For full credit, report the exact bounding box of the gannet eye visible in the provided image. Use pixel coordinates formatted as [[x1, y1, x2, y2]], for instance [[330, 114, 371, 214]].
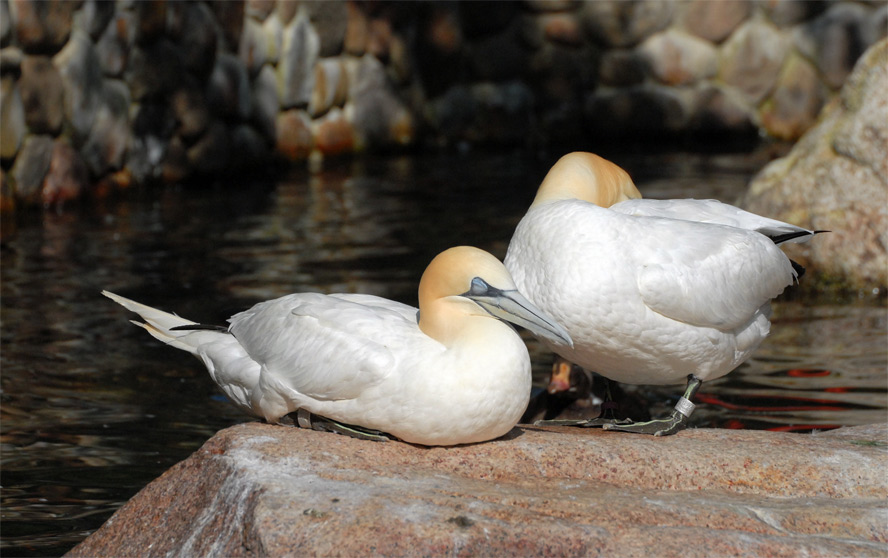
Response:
[[468, 277, 489, 296]]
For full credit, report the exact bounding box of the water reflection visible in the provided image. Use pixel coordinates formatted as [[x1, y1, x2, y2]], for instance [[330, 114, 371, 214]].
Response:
[[1, 151, 885, 556]]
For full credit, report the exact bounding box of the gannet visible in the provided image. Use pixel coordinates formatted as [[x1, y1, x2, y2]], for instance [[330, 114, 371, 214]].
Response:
[[505, 152, 821, 435], [104, 246, 572, 446]]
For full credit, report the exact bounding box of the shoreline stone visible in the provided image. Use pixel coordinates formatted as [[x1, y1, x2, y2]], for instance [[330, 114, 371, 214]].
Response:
[[67, 422, 888, 557], [2, 0, 886, 211], [742, 38, 888, 294]]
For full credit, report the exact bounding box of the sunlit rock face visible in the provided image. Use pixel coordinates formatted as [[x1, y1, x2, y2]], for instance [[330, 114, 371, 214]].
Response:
[[742, 39, 888, 295], [66, 422, 887, 557]]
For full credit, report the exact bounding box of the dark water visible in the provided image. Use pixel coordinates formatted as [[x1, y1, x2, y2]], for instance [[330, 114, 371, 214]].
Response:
[[1, 151, 885, 557]]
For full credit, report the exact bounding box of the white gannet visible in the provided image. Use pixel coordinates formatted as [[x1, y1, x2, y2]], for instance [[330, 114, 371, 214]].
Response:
[[104, 246, 572, 446], [505, 152, 821, 435]]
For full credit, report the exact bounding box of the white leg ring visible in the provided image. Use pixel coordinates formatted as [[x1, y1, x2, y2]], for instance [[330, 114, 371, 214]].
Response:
[[675, 397, 696, 418]]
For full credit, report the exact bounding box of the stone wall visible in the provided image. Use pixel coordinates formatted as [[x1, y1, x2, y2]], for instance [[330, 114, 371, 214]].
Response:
[[1, 0, 885, 208]]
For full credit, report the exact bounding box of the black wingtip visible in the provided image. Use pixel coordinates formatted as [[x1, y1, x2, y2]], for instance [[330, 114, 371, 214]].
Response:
[[790, 260, 806, 280], [768, 230, 815, 245], [170, 324, 229, 332]]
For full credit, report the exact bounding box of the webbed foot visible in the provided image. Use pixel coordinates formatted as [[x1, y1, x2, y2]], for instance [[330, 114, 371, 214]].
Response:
[[534, 380, 632, 428], [534, 416, 633, 428], [296, 409, 392, 442], [602, 374, 702, 437]]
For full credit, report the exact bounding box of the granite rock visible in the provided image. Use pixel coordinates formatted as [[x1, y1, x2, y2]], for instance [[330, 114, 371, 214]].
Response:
[[9, 0, 75, 54], [719, 20, 788, 104], [42, 138, 89, 206], [67, 422, 888, 557], [638, 29, 717, 87], [0, 74, 25, 160], [9, 133, 52, 203], [275, 108, 313, 161], [80, 78, 130, 176], [680, 0, 750, 44], [794, 2, 882, 90], [19, 54, 64, 134], [53, 29, 104, 145], [174, 2, 217, 79], [742, 39, 888, 293], [251, 64, 279, 144], [580, 0, 674, 48], [278, 10, 319, 109], [759, 51, 826, 141]]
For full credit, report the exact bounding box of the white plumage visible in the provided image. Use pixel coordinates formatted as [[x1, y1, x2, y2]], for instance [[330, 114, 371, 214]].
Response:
[[504, 152, 818, 434], [104, 246, 572, 446]]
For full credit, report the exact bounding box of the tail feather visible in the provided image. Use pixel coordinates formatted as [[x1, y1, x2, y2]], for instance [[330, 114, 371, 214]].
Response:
[[102, 290, 226, 354]]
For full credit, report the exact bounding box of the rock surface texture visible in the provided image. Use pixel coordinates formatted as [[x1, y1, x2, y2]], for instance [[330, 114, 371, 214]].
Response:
[[742, 38, 888, 294], [67, 422, 888, 557]]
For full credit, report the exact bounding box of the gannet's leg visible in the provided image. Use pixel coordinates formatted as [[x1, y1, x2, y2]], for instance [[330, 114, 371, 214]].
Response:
[[602, 374, 702, 436], [295, 409, 391, 442], [535, 377, 632, 427]]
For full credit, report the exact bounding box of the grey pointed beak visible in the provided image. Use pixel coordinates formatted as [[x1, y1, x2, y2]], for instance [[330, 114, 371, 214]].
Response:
[[464, 278, 573, 348]]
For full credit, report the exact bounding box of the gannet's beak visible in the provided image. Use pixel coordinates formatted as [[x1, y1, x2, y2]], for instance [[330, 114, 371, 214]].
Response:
[[464, 278, 573, 348]]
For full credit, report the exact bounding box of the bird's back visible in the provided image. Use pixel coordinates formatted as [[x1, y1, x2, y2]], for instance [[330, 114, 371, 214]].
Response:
[[505, 200, 796, 384]]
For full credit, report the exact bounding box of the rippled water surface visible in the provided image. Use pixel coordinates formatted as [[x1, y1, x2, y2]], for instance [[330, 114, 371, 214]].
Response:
[[2, 150, 885, 556]]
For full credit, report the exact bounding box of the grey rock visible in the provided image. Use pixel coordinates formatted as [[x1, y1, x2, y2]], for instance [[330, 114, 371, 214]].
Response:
[[261, 12, 283, 65], [580, 0, 674, 48], [586, 84, 688, 137], [742, 39, 888, 293], [0, 45, 22, 73], [19, 54, 65, 134], [230, 123, 270, 170], [132, 0, 167, 46], [343, 0, 369, 56], [73, 0, 116, 41], [246, 0, 275, 22], [206, 53, 252, 121], [251, 64, 279, 144], [794, 2, 880, 90], [719, 20, 788, 103], [171, 80, 211, 143], [680, 0, 750, 43], [53, 29, 104, 145], [175, 2, 217, 79], [187, 120, 231, 174], [211, 1, 244, 52], [43, 138, 89, 205], [94, 11, 134, 78], [67, 422, 888, 557], [9, 0, 76, 54], [523, 0, 579, 13], [598, 48, 649, 87], [126, 38, 184, 102], [313, 106, 356, 156], [1, 0, 12, 47], [309, 57, 347, 118], [759, 51, 827, 141], [274, 108, 313, 161], [81, 79, 130, 176], [238, 17, 267, 79], [0, 74, 25, 160], [160, 134, 190, 183], [762, 0, 828, 28], [688, 85, 756, 136], [303, 0, 347, 57], [10, 134, 53, 202], [278, 10, 319, 109], [638, 29, 717, 86]]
